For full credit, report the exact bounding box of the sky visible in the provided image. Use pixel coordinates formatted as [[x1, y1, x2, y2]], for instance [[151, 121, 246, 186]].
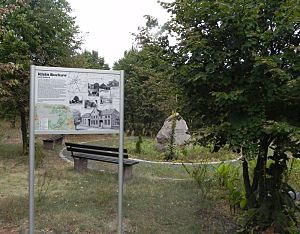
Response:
[[67, 0, 172, 68]]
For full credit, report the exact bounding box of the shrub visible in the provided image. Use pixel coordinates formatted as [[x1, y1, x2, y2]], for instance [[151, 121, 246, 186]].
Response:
[[182, 163, 215, 199], [215, 163, 246, 213], [35, 143, 46, 168]]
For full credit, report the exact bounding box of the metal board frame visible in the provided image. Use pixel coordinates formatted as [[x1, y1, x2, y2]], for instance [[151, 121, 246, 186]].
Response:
[[29, 65, 125, 233], [33, 66, 122, 135]]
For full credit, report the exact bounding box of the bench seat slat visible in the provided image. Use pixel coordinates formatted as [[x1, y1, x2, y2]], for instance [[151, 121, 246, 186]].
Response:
[[72, 153, 139, 165]]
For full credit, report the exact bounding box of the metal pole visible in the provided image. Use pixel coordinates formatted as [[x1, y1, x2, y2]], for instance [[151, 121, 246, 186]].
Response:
[[29, 65, 36, 234], [117, 70, 125, 234]]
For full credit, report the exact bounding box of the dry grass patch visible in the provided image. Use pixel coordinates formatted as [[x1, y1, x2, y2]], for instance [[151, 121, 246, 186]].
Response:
[[0, 120, 240, 233]]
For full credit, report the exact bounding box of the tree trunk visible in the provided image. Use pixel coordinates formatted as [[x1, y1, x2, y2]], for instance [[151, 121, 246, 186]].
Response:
[[257, 140, 268, 203], [19, 104, 28, 155], [9, 114, 16, 128], [242, 159, 256, 208], [243, 138, 270, 209], [250, 138, 269, 206], [252, 156, 262, 194], [135, 134, 143, 154]]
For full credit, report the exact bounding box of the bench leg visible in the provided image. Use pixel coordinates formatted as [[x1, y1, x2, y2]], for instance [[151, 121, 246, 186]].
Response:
[[56, 138, 63, 147], [43, 141, 54, 150], [74, 158, 88, 172], [123, 165, 133, 179]]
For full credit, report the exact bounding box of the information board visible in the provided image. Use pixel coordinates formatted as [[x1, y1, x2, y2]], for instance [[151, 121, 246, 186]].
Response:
[[29, 66, 125, 234], [33, 66, 122, 134]]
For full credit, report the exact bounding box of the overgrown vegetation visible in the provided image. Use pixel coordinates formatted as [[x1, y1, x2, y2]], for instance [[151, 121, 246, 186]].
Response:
[[184, 160, 300, 232], [0, 0, 81, 154], [134, 0, 300, 232], [164, 112, 177, 161], [1, 0, 299, 232], [0, 133, 239, 233], [91, 136, 237, 162], [113, 47, 178, 136]]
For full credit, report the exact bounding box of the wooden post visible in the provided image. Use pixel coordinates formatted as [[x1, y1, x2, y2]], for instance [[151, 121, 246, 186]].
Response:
[[74, 158, 88, 172], [123, 165, 133, 179]]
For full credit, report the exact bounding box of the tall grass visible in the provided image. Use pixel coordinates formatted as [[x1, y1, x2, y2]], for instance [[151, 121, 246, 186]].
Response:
[[0, 144, 23, 159], [91, 136, 238, 162], [0, 119, 298, 232]]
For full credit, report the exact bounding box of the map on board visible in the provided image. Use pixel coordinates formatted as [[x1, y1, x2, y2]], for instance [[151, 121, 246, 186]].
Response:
[[66, 73, 86, 93], [35, 104, 75, 131]]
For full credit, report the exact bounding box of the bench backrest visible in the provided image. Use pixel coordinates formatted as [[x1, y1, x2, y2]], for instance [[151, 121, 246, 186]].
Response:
[[65, 142, 128, 158]]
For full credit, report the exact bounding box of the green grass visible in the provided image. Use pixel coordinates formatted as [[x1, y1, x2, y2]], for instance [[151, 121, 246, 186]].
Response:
[[1, 142, 299, 233], [0, 141, 238, 233], [287, 158, 300, 191], [0, 144, 23, 159], [0, 120, 21, 143], [89, 136, 238, 163], [1, 120, 298, 233]]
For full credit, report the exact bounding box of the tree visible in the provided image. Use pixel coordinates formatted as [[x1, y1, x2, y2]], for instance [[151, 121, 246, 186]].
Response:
[[114, 46, 178, 136], [0, 63, 29, 151], [0, 0, 81, 153], [142, 0, 300, 232], [69, 50, 110, 70]]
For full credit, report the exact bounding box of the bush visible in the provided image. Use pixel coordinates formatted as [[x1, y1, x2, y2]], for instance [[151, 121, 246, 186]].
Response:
[[215, 163, 246, 213], [35, 143, 46, 168], [182, 163, 215, 199]]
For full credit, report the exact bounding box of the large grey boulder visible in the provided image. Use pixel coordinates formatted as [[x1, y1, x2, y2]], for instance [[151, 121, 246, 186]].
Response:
[[156, 113, 191, 151]]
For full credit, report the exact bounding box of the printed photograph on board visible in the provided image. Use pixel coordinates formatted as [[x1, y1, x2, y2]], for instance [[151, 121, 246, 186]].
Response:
[[69, 95, 83, 105]]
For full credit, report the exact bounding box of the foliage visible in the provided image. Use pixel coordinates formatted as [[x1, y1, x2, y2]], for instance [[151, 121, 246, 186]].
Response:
[[0, 0, 80, 66], [69, 50, 110, 70], [183, 161, 246, 212], [216, 162, 239, 187], [113, 45, 178, 136], [36, 169, 53, 202], [90, 135, 237, 162], [164, 112, 178, 161], [136, 0, 300, 231], [35, 143, 46, 168], [135, 135, 143, 154], [0, 100, 18, 128], [0, 0, 81, 153], [0, 63, 29, 153], [182, 163, 214, 199], [239, 193, 299, 233], [286, 158, 300, 191], [0, 0, 26, 36], [216, 163, 246, 213]]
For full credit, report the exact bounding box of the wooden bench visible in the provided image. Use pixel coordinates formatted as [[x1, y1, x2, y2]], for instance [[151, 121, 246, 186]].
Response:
[[65, 142, 139, 179], [43, 135, 64, 150]]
